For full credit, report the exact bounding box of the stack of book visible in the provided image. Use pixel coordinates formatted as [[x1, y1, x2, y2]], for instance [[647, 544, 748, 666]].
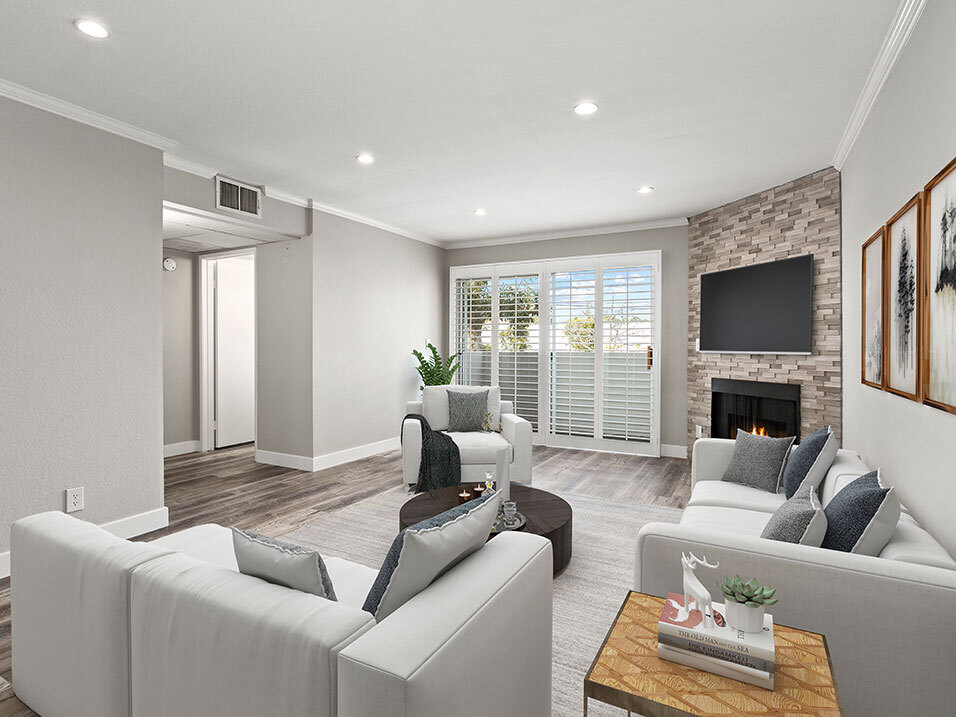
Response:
[[657, 592, 775, 689]]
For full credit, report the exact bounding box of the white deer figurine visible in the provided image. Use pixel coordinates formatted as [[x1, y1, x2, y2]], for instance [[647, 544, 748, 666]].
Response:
[[681, 551, 720, 627]]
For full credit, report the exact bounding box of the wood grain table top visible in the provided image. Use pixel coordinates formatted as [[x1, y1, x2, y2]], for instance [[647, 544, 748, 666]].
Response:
[[584, 591, 843, 717]]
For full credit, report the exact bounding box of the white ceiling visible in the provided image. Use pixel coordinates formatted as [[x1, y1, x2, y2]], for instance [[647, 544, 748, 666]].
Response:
[[0, 1, 899, 244]]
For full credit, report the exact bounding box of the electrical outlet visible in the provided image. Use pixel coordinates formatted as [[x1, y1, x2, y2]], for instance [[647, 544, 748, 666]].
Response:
[[65, 486, 84, 513], [695, 425, 703, 439], [283, 242, 292, 258]]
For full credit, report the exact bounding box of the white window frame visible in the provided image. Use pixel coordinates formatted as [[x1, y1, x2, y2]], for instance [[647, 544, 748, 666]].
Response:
[[449, 250, 662, 457]]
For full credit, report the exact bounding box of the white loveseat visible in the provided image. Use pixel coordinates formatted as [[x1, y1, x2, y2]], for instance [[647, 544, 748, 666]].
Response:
[[11, 511, 553, 717], [635, 438, 956, 717], [402, 385, 533, 487]]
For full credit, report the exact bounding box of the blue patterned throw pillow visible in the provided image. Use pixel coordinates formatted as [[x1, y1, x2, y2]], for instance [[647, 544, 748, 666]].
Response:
[[363, 490, 501, 620], [780, 427, 838, 498], [821, 470, 900, 555]]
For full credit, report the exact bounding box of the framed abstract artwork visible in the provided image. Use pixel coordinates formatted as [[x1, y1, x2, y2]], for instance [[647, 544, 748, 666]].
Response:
[[923, 156, 956, 414], [885, 194, 922, 401], [862, 227, 885, 389]]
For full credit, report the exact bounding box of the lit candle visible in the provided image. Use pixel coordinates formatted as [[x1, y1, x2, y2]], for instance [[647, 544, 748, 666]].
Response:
[[472, 483, 484, 499], [458, 490, 473, 505]]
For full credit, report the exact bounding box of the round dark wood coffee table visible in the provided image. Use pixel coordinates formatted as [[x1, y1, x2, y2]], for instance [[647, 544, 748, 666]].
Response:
[[399, 484, 572, 574]]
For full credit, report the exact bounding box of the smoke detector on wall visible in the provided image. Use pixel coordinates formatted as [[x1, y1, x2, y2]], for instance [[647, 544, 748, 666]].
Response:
[[216, 176, 262, 218], [163, 257, 177, 272]]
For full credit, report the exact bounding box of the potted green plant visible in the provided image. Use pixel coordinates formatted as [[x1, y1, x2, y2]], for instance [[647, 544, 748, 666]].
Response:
[[718, 575, 777, 633], [411, 343, 459, 391]]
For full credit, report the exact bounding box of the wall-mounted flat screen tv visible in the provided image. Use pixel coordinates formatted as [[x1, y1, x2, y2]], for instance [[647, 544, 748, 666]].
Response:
[[699, 255, 813, 354]]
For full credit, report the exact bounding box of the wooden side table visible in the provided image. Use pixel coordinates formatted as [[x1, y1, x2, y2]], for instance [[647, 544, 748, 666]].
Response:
[[584, 591, 843, 716]]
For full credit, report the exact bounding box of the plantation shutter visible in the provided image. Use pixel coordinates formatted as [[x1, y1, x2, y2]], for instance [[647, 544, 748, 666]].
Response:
[[549, 269, 596, 437], [497, 273, 539, 429], [454, 277, 492, 387]]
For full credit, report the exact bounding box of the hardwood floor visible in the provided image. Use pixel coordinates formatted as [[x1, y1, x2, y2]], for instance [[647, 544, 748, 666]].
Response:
[[0, 444, 689, 715]]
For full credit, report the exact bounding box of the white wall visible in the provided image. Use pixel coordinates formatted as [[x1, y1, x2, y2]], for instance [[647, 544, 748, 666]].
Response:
[[841, 0, 956, 555], [0, 96, 165, 553], [162, 249, 199, 447], [446, 225, 690, 450], [311, 211, 446, 458]]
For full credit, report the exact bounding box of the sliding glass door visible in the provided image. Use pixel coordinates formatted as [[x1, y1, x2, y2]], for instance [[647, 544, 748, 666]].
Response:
[[450, 251, 660, 456]]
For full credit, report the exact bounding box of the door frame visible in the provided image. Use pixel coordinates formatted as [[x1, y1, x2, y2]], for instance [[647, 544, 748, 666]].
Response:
[[199, 248, 257, 452]]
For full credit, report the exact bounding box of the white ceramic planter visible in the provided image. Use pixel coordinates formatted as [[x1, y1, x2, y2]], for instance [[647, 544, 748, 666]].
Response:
[[725, 601, 765, 633]]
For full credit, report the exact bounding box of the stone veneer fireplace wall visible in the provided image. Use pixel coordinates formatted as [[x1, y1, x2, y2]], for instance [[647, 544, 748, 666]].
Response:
[[687, 167, 842, 449]]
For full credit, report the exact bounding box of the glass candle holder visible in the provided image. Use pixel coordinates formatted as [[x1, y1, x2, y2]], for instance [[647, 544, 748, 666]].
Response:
[[458, 490, 473, 505], [502, 500, 518, 526]]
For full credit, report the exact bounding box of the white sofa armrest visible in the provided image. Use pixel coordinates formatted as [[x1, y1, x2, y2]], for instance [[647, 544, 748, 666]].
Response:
[[501, 412, 532, 485], [130, 552, 375, 717], [402, 416, 423, 485], [691, 438, 736, 486], [406, 400, 423, 415], [635, 521, 956, 717], [338, 532, 552, 717]]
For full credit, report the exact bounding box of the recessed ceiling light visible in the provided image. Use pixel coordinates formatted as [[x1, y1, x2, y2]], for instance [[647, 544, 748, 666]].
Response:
[[74, 19, 109, 38], [637, 185, 655, 194], [355, 152, 374, 165], [473, 208, 487, 216], [573, 102, 599, 116]]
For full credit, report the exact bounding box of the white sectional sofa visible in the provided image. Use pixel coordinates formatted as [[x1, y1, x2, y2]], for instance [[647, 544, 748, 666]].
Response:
[[11, 512, 553, 717], [635, 438, 956, 717], [402, 388, 533, 487]]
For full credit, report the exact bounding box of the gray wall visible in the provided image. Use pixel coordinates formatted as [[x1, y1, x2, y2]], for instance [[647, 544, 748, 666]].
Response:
[[162, 249, 199, 445], [256, 238, 316, 458], [312, 211, 447, 456], [0, 97, 165, 552], [841, 1, 956, 555], [446, 225, 689, 449]]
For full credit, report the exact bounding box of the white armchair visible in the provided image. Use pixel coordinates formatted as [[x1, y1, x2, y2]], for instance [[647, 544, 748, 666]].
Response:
[[402, 385, 532, 487]]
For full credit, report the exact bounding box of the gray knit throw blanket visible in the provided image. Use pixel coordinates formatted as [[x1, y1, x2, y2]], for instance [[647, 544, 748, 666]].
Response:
[[403, 413, 461, 493]]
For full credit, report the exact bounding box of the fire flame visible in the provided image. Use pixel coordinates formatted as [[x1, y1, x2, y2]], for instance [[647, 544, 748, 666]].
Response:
[[751, 425, 768, 437]]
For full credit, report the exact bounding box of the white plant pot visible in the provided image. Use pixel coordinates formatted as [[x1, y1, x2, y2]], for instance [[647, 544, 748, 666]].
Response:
[[724, 601, 765, 633]]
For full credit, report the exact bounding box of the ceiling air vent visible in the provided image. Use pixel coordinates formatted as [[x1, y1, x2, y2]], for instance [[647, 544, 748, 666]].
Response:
[[216, 176, 261, 218]]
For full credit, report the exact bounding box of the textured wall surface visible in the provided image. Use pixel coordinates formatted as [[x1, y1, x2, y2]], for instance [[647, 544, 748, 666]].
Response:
[[162, 249, 199, 445], [687, 167, 842, 449]]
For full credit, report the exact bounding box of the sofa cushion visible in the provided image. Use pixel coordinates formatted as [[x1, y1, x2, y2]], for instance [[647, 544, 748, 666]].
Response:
[[760, 481, 827, 546], [363, 491, 502, 620], [423, 385, 501, 431], [879, 514, 956, 571], [448, 430, 513, 465], [819, 450, 869, 505], [721, 429, 795, 493], [781, 427, 838, 498], [447, 388, 489, 431], [679, 505, 773, 537], [822, 470, 901, 555], [232, 528, 337, 600], [688, 480, 786, 513]]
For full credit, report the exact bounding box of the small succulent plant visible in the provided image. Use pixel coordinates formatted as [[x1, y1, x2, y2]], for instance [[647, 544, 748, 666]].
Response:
[[718, 575, 778, 607]]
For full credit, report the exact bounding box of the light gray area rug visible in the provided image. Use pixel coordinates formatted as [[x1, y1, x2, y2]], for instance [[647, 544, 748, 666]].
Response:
[[282, 487, 681, 717]]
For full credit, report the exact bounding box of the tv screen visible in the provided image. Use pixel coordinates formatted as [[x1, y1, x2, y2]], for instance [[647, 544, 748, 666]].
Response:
[[699, 255, 813, 354]]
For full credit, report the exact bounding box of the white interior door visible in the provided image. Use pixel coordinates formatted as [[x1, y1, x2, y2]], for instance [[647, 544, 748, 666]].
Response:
[[214, 254, 256, 448]]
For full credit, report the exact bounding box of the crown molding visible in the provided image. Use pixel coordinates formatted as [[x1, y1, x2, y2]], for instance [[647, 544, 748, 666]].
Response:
[[0, 78, 175, 151], [264, 185, 311, 208], [308, 199, 443, 247], [443, 216, 689, 250], [163, 154, 218, 178], [831, 0, 925, 170]]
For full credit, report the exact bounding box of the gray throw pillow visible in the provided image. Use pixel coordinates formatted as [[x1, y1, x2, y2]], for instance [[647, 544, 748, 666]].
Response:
[[761, 481, 827, 545], [363, 490, 501, 620], [780, 426, 837, 498], [721, 429, 796, 493], [231, 528, 336, 600], [822, 470, 900, 555], [447, 389, 489, 432]]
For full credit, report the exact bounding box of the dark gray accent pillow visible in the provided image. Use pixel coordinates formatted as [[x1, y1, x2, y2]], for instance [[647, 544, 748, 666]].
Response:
[[447, 389, 488, 432], [761, 481, 827, 545], [780, 427, 837, 498], [822, 470, 900, 555], [720, 429, 796, 493], [231, 528, 336, 600]]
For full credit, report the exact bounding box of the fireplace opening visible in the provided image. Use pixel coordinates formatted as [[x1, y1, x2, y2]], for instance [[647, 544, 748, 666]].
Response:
[[711, 379, 800, 441]]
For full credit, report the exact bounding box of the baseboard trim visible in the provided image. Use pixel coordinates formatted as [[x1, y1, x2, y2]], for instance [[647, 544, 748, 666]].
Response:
[[311, 437, 401, 471], [661, 444, 689, 459], [256, 437, 401, 473], [163, 440, 201, 458], [0, 506, 168, 579]]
